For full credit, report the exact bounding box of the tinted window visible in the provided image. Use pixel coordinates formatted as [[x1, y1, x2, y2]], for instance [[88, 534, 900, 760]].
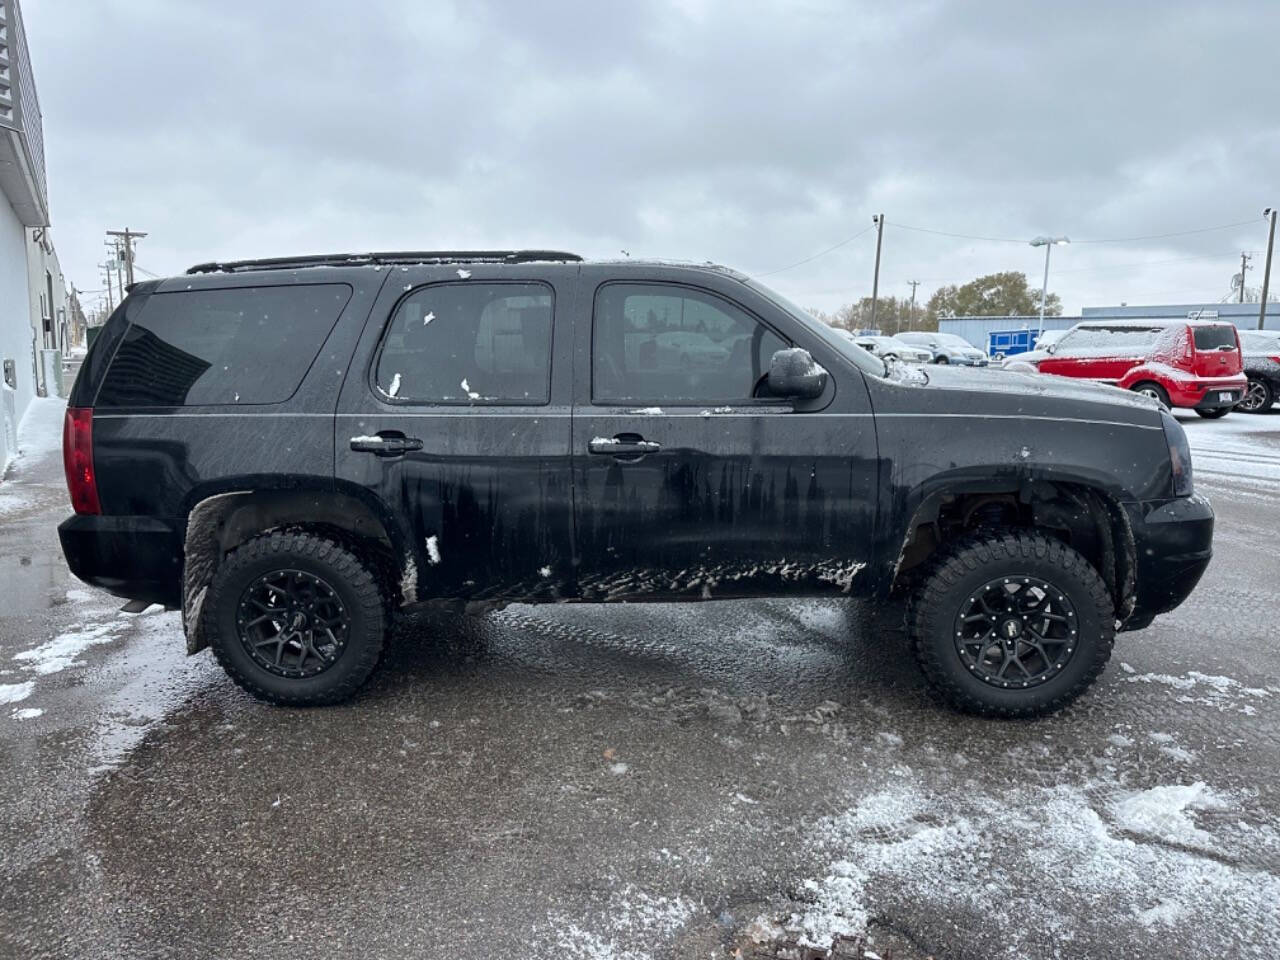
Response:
[[1192, 325, 1237, 351], [375, 282, 552, 403], [96, 284, 351, 406], [592, 283, 786, 403]]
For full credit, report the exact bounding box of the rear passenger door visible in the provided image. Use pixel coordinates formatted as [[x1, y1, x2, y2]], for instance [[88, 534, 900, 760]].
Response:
[[570, 268, 879, 600], [335, 265, 576, 602]]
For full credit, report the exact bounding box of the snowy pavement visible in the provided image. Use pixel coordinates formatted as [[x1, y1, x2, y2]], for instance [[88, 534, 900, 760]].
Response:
[[1, 402, 1279, 959]]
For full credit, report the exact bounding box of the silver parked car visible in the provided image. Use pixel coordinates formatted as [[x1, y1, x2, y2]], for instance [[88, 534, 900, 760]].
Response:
[[896, 331, 989, 366]]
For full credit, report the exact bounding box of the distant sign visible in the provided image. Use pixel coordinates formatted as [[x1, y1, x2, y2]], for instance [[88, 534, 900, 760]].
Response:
[[1188, 310, 1218, 319]]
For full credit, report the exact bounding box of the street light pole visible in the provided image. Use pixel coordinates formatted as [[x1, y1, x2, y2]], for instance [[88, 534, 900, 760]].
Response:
[[1260, 207, 1276, 331], [1030, 235, 1069, 338]]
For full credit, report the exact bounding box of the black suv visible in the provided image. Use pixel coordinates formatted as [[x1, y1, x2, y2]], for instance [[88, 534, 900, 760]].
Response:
[[59, 251, 1213, 716]]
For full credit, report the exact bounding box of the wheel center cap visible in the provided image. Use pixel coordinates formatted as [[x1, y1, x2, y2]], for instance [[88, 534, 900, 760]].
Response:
[[1001, 618, 1022, 640]]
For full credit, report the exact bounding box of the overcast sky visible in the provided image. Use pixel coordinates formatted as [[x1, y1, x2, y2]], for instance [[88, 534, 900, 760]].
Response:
[[21, 0, 1280, 319]]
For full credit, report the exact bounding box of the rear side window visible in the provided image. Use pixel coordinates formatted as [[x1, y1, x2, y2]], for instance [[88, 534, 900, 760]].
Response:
[[374, 282, 553, 403], [95, 284, 351, 406], [1192, 325, 1237, 351]]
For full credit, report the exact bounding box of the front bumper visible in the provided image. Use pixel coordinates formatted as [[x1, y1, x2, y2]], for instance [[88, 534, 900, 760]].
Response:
[[1120, 494, 1213, 630], [58, 514, 184, 607]]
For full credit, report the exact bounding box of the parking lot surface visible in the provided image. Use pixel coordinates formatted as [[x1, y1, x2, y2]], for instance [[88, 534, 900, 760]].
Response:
[[2, 398, 1278, 959]]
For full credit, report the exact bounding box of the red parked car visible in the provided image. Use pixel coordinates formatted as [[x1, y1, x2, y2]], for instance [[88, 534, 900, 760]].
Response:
[[1024, 319, 1247, 418]]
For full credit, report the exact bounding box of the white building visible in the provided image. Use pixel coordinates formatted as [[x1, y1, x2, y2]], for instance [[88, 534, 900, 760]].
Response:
[[1, 0, 71, 470]]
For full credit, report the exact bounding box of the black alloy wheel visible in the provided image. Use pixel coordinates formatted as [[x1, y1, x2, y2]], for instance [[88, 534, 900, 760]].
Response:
[[236, 569, 349, 678], [954, 576, 1078, 689]]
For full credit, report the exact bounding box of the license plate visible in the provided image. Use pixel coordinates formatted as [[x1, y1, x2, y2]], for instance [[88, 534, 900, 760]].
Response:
[[1218, 391, 1234, 402]]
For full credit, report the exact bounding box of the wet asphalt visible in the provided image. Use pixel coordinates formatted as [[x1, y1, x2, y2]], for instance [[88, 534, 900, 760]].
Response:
[[1, 398, 1279, 960]]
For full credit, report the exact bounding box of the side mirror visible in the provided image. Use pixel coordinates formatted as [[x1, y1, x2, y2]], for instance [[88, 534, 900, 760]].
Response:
[[768, 347, 828, 399], [1045, 344, 1056, 354]]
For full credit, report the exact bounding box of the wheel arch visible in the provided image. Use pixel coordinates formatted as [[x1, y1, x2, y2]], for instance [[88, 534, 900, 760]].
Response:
[[889, 474, 1137, 624], [180, 482, 414, 655]]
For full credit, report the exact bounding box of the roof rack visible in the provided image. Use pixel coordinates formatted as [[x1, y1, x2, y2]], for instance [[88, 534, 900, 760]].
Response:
[[186, 250, 583, 275]]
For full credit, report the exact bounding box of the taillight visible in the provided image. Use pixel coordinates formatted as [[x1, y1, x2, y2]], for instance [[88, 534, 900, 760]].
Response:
[[1269, 355, 1280, 365], [62, 407, 101, 515]]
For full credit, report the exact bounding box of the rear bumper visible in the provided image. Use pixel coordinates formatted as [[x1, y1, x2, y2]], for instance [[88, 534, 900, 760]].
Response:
[[1165, 374, 1247, 410], [58, 514, 184, 607], [1120, 494, 1213, 630]]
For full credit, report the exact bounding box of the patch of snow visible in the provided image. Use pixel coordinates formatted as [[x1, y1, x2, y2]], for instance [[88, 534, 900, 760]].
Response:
[[1110, 782, 1226, 849], [539, 565, 553, 577], [423, 311, 435, 325], [387, 372, 402, 397], [65, 588, 96, 603], [11, 707, 43, 720], [349, 435, 381, 444], [627, 407, 664, 415], [0, 681, 35, 705], [460, 378, 480, 399], [456, 268, 471, 279], [609, 762, 629, 775], [425, 535, 442, 565], [14, 621, 124, 675]]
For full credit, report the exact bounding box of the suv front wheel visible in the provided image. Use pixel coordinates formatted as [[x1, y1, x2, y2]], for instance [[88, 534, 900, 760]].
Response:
[[205, 531, 387, 705], [909, 531, 1114, 717]]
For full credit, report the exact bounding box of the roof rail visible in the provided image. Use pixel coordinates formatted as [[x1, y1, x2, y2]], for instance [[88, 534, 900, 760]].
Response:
[[186, 250, 583, 275]]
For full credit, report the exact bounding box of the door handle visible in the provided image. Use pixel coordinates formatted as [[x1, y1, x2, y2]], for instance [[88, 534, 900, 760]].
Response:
[[588, 435, 661, 458], [350, 432, 423, 456]]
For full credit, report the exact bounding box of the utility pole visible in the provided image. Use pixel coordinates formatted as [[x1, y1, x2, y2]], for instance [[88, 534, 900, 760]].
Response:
[[100, 262, 115, 313], [869, 214, 884, 333], [906, 279, 920, 332], [1238, 252, 1252, 303], [1260, 208, 1276, 330], [106, 227, 147, 287]]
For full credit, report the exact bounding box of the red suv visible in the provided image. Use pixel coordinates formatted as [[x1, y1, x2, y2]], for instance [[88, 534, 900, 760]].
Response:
[[1027, 320, 1246, 418]]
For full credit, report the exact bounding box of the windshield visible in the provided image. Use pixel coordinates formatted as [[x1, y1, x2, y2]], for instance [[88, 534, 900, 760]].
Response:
[[934, 333, 975, 348], [747, 281, 888, 377]]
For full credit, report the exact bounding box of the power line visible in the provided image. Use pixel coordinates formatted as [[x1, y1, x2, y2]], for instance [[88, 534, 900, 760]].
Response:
[[890, 223, 1027, 244], [1072, 219, 1259, 244], [888, 217, 1258, 246], [755, 223, 876, 276]]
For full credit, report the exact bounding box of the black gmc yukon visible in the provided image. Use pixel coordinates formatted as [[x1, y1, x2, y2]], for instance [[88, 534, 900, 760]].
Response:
[[59, 251, 1213, 716]]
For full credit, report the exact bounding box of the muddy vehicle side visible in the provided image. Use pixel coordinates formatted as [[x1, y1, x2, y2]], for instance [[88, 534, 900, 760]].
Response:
[[59, 253, 1213, 716]]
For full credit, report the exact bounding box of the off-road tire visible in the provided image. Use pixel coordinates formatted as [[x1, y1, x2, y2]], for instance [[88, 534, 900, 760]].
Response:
[[1130, 381, 1170, 409], [909, 530, 1114, 718], [205, 531, 387, 706]]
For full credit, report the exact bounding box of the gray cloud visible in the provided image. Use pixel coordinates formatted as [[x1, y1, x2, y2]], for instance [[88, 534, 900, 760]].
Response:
[[22, 0, 1280, 316]]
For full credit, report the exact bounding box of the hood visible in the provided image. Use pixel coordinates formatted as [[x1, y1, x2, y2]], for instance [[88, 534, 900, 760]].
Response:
[[915, 362, 1162, 418]]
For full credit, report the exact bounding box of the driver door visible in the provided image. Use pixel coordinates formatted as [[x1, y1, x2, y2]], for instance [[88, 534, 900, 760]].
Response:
[[570, 269, 877, 600]]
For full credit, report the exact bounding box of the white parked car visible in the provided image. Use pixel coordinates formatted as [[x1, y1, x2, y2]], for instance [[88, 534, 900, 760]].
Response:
[[850, 334, 932, 363]]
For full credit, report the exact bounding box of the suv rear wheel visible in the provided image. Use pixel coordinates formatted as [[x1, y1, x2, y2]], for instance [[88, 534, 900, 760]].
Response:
[[909, 531, 1114, 717], [205, 531, 387, 705]]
